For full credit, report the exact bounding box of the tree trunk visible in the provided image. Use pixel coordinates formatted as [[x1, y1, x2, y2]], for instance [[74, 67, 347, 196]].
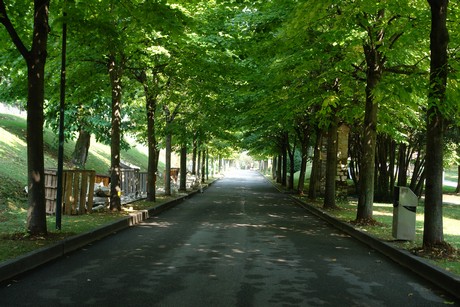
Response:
[[397, 143, 408, 187], [71, 129, 91, 169], [108, 55, 123, 211], [288, 151, 295, 190], [179, 145, 187, 192], [297, 145, 308, 195], [192, 137, 197, 175], [272, 156, 277, 180], [388, 139, 396, 192], [375, 135, 392, 202], [282, 135, 288, 187], [356, 12, 384, 222], [324, 121, 338, 209], [197, 149, 201, 179], [164, 132, 172, 196], [308, 129, 322, 199], [201, 150, 206, 183], [357, 83, 379, 221], [23, 1, 50, 235], [424, 0, 448, 248], [286, 134, 296, 190], [296, 124, 310, 195], [276, 154, 282, 184], [132, 68, 160, 203], [410, 153, 425, 192], [206, 149, 209, 181], [146, 85, 157, 202], [414, 169, 426, 197]]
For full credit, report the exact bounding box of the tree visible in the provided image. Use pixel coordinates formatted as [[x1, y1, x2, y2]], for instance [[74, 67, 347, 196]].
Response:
[[107, 53, 124, 211], [162, 96, 181, 196], [324, 117, 338, 209], [423, 0, 449, 249], [0, 0, 50, 235], [71, 129, 91, 169], [132, 67, 165, 202], [355, 8, 387, 222]]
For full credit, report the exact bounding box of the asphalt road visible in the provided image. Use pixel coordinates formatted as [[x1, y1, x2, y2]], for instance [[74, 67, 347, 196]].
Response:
[[0, 170, 458, 306]]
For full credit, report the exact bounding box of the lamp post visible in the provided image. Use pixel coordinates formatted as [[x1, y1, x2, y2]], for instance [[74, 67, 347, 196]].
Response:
[[56, 3, 67, 230]]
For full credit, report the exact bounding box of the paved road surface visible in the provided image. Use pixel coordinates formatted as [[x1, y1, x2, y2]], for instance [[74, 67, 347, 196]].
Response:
[[0, 170, 457, 306]]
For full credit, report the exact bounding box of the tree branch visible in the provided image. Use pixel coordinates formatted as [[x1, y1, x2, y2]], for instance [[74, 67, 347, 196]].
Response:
[[171, 101, 182, 121], [385, 56, 429, 75], [0, 0, 30, 61], [384, 64, 427, 75], [388, 31, 404, 49], [351, 63, 366, 81]]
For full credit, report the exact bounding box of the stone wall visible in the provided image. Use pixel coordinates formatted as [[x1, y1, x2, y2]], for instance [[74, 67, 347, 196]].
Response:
[[319, 124, 350, 199]]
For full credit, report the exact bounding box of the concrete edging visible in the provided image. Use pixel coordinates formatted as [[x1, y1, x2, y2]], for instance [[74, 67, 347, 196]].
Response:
[[0, 181, 214, 285]]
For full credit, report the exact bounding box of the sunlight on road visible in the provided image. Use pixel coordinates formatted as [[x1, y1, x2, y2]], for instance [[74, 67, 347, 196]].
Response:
[[223, 169, 246, 178], [223, 168, 261, 179]]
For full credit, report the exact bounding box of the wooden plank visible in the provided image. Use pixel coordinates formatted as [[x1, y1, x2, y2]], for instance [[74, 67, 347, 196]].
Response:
[[87, 171, 96, 213], [44, 170, 57, 214], [139, 172, 147, 194], [79, 172, 88, 214], [72, 171, 80, 215], [64, 171, 73, 215]]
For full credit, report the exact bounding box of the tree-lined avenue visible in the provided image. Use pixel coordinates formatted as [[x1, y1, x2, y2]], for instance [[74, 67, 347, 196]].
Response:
[[0, 171, 455, 306]]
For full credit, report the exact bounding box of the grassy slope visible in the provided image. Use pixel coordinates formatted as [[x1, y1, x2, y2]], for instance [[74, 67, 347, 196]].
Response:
[[0, 113, 161, 209], [0, 113, 170, 261]]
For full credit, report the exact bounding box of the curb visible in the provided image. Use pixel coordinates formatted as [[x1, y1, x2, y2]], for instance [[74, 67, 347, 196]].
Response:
[[0, 181, 214, 285], [291, 196, 460, 300]]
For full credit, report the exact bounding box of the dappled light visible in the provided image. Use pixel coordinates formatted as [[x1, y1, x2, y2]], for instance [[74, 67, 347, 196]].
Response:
[[0, 0, 458, 303], [139, 220, 176, 228]]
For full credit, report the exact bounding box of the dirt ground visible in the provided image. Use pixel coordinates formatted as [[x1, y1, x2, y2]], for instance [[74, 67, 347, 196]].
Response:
[[442, 194, 460, 206], [421, 193, 460, 236]]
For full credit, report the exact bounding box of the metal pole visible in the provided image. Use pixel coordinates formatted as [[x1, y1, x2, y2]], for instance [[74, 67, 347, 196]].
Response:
[[56, 3, 67, 230]]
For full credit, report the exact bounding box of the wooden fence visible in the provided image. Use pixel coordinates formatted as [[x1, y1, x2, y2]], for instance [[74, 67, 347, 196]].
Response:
[[120, 169, 139, 196], [139, 172, 147, 195], [45, 169, 96, 215]]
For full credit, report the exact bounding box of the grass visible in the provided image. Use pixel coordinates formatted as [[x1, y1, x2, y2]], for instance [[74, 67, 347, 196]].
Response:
[[0, 113, 157, 185], [0, 113, 163, 194]]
